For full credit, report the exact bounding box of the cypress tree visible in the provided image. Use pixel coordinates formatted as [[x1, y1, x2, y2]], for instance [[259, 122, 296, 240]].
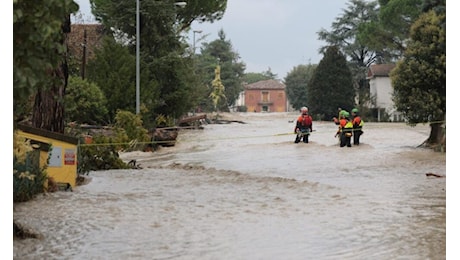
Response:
[[307, 46, 355, 120]]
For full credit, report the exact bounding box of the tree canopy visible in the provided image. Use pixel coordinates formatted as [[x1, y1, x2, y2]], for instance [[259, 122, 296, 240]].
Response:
[[13, 0, 79, 123], [284, 64, 317, 111], [307, 46, 355, 120], [85, 0, 228, 124], [86, 36, 136, 122], [64, 76, 109, 125], [198, 29, 246, 111], [391, 9, 445, 127], [317, 0, 380, 67], [357, 0, 424, 62], [243, 72, 273, 85]]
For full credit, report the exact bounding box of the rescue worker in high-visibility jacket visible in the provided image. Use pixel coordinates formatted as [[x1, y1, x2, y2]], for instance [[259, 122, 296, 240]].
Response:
[[294, 106, 313, 143], [351, 108, 364, 145], [335, 110, 353, 147]]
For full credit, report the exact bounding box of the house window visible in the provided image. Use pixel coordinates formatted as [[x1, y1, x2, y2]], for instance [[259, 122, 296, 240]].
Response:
[[262, 106, 269, 112], [262, 91, 269, 102]]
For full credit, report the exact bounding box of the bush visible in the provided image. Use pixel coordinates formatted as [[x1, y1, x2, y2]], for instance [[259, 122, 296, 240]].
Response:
[[13, 134, 48, 202], [64, 76, 109, 125], [236, 106, 247, 112], [78, 134, 130, 175], [115, 110, 150, 141]]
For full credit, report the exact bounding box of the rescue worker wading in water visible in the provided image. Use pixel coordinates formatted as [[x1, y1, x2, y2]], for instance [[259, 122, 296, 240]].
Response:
[[335, 110, 353, 147], [351, 108, 364, 145], [294, 106, 313, 143]]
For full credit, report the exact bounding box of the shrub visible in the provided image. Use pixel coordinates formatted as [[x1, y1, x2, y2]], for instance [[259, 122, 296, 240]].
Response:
[[13, 133, 48, 202], [78, 134, 130, 175]]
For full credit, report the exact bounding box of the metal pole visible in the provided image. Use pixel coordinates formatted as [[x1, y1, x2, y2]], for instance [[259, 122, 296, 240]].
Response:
[[193, 31, 195, 54], [193, 30, 202, 54], [136, 0, 140, 114]]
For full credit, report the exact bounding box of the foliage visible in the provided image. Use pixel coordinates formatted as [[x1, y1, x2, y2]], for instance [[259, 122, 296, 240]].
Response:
[[76, 110, 150, 174], [390, 9, 445, 126], [284, 64, 317, 110], [78, 134, 130, 174], [13, 132, 48, 202], [155, 114, 176, 128], [13, 0, 79, 119], [198, 29, 246, 111], [86, 36, 137, 121], [15, 0, 80, 133], [243, 70, 275, 84], [209, 65, 226, 111], [307, 46, 355, 120], [174, 0, 228, 30], [260, 68, 278, 80], [88, 0, 227, 123], [90, 0, 227, 38], [64, 76, 109, 125], [114, 110, 150, 144], [317, 0, 381, 122], [358, 0, 424, 62], [317, 0, 380, 68], [235, 106, 247, 112], [150, 53, 201, 120]]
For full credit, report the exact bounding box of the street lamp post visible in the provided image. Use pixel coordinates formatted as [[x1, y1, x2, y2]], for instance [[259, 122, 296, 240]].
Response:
[[136, 0, 140, 114], [193, 30, 202, 54], [136, 1, 187, 114]]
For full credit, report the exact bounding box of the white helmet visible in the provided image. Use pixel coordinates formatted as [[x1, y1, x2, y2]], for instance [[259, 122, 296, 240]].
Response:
[[301, 106, 308, 112]]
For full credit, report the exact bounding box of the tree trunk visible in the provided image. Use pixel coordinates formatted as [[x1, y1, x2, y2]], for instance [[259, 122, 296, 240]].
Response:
[[31, 16, 71, 133], [32, 65, 67, 133], [428, 122, 445, 144], [422, 122, 446, 151]]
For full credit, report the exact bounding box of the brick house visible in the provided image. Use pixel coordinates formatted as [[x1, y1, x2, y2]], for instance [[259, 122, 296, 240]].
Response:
[[367, 63, 403, 122], [243, 79, 288, 112]]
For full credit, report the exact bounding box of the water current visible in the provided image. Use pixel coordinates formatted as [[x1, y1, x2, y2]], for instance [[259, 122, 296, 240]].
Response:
[[13, 112, 446, 259]]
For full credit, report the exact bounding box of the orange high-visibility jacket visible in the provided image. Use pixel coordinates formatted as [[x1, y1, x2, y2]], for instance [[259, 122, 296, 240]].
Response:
[[295, 114, 313, 131]]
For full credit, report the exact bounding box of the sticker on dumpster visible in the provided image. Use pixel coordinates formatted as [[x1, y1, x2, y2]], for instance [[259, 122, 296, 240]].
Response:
[[64, 149, 76, 165]]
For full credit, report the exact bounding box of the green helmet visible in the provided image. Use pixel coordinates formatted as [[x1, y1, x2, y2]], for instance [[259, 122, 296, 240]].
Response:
[[343, 111, 350, 118], [352, 108, 359, 113]]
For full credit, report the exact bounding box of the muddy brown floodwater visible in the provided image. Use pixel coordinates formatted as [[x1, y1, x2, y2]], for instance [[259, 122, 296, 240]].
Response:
[[14, 112, 446, 259]]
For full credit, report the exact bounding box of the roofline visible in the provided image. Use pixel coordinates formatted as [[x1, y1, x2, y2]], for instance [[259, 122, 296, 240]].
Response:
[[16, 124, 80, 145]]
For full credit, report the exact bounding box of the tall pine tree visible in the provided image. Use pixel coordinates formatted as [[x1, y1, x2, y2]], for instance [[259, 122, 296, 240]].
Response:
[[307, 46, 355, 120]]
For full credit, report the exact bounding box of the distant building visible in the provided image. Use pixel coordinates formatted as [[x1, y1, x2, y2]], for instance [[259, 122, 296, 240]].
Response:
[[243, 79, 288, 112], [67, 24, 105, 79], [367, 64, 403, 122]]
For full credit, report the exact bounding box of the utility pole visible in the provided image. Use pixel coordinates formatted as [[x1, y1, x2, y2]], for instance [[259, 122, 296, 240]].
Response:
[[81, 28, 87, 80]]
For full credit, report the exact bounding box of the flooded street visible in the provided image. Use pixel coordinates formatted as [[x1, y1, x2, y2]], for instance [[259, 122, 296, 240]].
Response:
[[13, 112, 446, 259]]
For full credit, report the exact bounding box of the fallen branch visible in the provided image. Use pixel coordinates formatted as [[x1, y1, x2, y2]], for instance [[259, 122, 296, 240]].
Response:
[[425, 172, 445, 178]]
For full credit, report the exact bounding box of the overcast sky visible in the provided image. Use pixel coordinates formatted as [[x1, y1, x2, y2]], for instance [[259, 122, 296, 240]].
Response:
[[73, 0, 353, 80], [190, 1, 352, 79]]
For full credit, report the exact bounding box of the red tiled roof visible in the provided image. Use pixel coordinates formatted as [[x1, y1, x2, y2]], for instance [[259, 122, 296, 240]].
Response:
[[367, 64, 396, 78], [244, 79, 285, 90]]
